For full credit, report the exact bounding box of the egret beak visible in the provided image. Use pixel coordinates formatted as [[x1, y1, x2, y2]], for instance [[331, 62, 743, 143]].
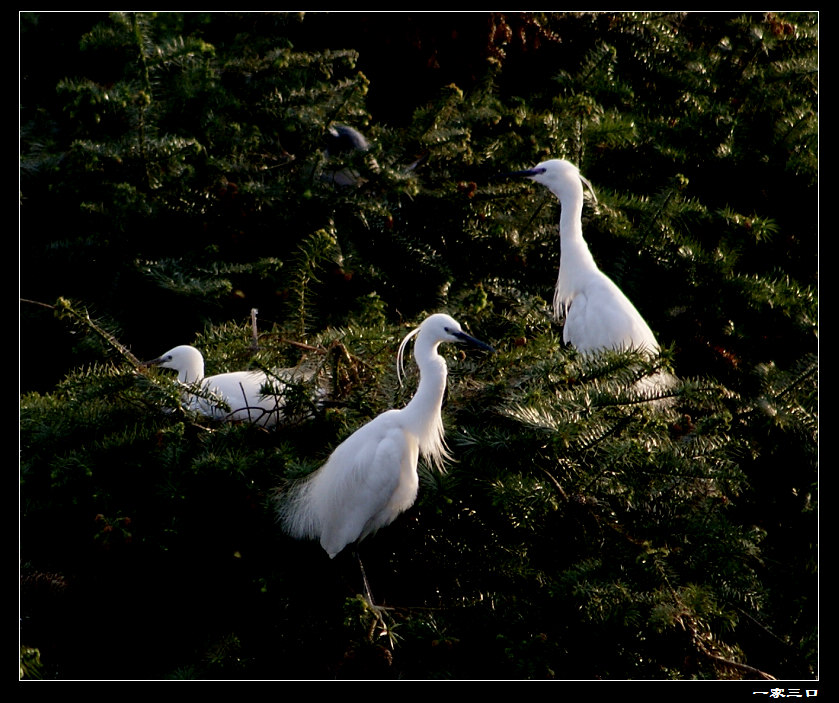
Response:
[[141, 354, 169, 368], [507, 167, 547, 178], [452, 330, 495, 353]]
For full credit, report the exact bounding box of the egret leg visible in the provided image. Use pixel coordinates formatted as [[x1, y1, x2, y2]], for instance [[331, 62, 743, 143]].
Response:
[[352, 548, 393, 642], [355, 549, 376, 606]]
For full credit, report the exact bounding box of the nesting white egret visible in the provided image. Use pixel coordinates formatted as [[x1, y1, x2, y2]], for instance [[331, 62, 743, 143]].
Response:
[[145, 344, 320, 427]]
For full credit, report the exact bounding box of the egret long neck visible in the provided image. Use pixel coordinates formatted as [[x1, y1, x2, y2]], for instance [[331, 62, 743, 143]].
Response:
[[180, 357, 204, 384], [558, 193, 597, 273], [554, 186, 598, 315], [402, 337, 447, 438], [400, 332, 453, 472]]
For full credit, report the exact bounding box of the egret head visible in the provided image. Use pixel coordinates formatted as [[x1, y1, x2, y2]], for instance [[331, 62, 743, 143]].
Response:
[[511, 159, 597, 203], [144, 345, 204, 383], [422, 313, 495, 350], [397, 313, 494, 383]]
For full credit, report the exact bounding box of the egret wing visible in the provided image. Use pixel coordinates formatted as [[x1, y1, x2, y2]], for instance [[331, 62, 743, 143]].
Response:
[[565, 275, 658, 353], [316, 413, 416, 557]]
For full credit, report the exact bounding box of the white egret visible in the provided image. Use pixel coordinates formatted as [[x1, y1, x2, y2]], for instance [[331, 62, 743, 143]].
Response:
[[321, 123, 427, 187], [325, 124, 370, 157], [276, 314, 493, 568], [145, 344, 321, 427], [321, 124, 379, 187], [512, 159, 675, 398]]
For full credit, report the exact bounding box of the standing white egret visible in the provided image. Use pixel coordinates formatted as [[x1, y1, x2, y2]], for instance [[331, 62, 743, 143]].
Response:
[[512, 159, 660, 354], [512, 159, 675, 399], [145, 344, 321, 427], [276, 314, 493, 569]]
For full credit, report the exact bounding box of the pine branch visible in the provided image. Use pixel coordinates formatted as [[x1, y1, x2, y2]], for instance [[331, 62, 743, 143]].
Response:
[[23, 297, 142, 368], [285, 228, 342, 338]]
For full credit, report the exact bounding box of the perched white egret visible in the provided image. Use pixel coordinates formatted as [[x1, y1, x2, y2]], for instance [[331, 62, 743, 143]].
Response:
[[321, 124, 379, 187], [325, 124, 370, 157], [276, 313, 494, 562], [145, 344, 321, 427], [513, 159, 675, 399]]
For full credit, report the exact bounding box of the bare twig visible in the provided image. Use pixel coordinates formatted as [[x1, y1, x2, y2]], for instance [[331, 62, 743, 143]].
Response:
[[250, 308, 260, 352]]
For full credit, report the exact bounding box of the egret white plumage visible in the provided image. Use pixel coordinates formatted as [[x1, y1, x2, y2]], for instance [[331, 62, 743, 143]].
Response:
[[512, 159, 675, 399], [276, 314, 493, 564], [145, 344, 320, 427]]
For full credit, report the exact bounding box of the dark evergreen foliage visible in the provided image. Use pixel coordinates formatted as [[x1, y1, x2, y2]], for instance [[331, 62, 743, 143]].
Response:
[[20, 12, 817, 681]]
